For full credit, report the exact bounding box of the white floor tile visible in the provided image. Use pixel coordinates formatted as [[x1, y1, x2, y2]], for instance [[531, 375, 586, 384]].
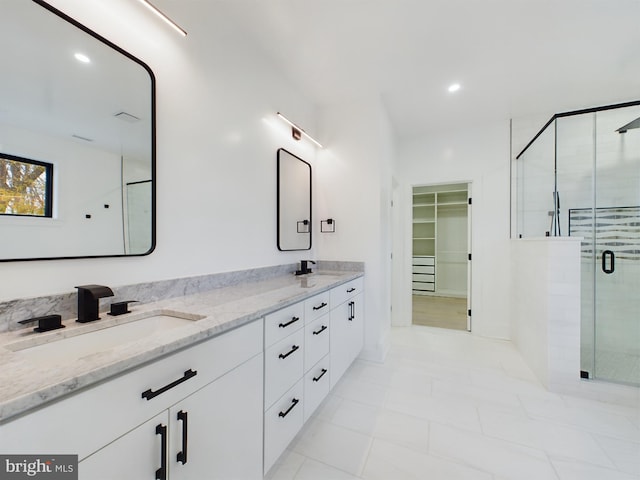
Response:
[[273, 325, 639, 480], [429, 422, 559, 480], [265, 450, 306, 480], [478, 407, 616, 468], [385, 388, 482, 432], [294, 459, 361, 480], [291, 419, 372, 476], [332, 377, 387, 408], [520, 395, 640, 441], [328, 398, 380, 436], [361, 438, 492, 480], [372, 409, 429, 453], [550, 457, 640, 480], [593, 434, 640, 476]]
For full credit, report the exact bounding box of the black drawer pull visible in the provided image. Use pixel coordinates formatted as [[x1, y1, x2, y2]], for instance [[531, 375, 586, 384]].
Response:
[[177, 410, 188, 465], [312, 325, 328, 335], [348, 301, 355, 321], [313, 368, 328, 382], [347, 287, 356, 293], [312, 302, 327, 311], [279, 316, 300, 328], [155, 424, 167, 480], [142, 369, 198, 400], [278, 398, 299, 418], [279, 345, 300, 359]]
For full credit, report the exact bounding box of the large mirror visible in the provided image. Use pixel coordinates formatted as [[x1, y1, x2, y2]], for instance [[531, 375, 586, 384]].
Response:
[[277, 149, 311, 251], [0, 0, 155, 261]]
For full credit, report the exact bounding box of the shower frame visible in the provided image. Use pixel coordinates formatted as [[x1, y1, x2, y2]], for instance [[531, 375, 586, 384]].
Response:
[[514, 99, 640, 387]]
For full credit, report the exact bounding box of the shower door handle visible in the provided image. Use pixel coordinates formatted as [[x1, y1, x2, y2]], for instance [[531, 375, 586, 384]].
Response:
[[602, 250, 615, 274]]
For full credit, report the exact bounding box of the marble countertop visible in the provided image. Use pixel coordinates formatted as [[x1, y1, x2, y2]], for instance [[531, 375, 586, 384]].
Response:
[[0, 270, 363, 423]]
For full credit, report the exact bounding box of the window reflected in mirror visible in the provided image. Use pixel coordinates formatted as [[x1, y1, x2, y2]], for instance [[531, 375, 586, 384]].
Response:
[[0, 154, 53, 217]]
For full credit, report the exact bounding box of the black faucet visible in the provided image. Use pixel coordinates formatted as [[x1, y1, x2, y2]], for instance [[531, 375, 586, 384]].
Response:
[[295, 260, 316, 276], [75, 284, 114, 323]]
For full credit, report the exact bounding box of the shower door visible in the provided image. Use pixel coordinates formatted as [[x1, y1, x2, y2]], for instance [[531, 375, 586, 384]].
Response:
[[592, 107, 640, 385]]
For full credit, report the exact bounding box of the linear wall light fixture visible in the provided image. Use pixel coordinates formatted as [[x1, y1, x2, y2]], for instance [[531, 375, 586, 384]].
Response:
[[137, 0, 187, 37], [276, 112, 323, 148]]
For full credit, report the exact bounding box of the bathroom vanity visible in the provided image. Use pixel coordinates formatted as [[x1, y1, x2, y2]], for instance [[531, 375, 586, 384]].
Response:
[[0, 269, 364, 479]]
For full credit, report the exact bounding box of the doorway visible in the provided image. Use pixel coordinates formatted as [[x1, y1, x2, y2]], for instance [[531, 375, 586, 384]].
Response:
[[411, 183, 471, 331]]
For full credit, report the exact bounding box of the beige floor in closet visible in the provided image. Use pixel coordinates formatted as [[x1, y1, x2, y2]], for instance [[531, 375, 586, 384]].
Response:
[[412, 295, 467, 331]]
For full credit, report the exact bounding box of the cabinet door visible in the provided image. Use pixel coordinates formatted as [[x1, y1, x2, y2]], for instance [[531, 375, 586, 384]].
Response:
[[330, 293, 364, 389], [349, 293, 364, 359], [79, 411, 169, 480], [169, 354, 263, 480]]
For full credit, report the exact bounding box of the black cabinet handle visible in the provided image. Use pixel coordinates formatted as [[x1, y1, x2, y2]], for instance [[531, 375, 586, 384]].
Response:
[[602, 250, 615, 274], [142, 369, 198, 400], [279, 316, 300, 328], [177, 410, 188, 465], [278, 398, 299, 418], [313, 368, 328, 382], [312, 325, 328, 335], [155, 424, 167, 480], [347, 287, 356, 293], [313, 302, 328, 311], [279, 345, 300, 359], [348, 301, 355, 321]]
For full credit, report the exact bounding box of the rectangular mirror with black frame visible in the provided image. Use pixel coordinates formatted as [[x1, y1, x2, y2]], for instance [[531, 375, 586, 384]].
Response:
[[0, 0, 155, 261], [277, 148, 311, 251]]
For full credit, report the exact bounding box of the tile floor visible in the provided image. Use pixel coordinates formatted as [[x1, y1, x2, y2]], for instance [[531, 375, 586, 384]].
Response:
[[266, 325, 640, 480]]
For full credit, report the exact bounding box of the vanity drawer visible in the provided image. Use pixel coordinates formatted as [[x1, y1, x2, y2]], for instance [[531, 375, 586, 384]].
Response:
[[304, 356, 330, 422], [0, 319, 263, 460], [264, 379, 304, 475], [264, 328, 304, 409], [304, 314, 330, 371], [304, 292, 331, 323], [330, 277, 364, 307], [264, 303, 305, 347]]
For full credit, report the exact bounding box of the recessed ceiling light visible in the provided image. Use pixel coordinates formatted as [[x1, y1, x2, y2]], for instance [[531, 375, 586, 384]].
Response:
[[74, 53, 91, 63], [448, 83, 461, 93]]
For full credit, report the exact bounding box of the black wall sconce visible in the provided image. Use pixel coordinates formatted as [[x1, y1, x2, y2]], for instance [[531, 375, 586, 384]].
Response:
[[277, 112, 323, 148], [320, 218, 335, 233]]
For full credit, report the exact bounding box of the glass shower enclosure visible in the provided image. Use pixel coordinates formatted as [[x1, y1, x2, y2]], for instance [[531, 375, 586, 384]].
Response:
[[515, 101, 640, 386]]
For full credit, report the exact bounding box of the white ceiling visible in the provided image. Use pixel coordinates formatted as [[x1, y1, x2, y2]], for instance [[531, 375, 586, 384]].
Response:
[[159, 0, 640, 139]]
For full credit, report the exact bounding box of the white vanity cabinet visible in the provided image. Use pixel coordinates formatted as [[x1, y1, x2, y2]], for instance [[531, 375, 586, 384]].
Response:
[[80, 353, 263, 480], [0, 320, 264, 480], [263, 278, 364, 474], [330, 277, 365, 389]]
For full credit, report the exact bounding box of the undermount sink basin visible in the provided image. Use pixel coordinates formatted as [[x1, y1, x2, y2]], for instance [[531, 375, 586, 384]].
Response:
[[6, 310, 205, 365]]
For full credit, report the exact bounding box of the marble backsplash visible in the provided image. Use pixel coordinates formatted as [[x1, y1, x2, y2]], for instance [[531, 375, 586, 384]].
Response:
[[0, 260, 363, 333]]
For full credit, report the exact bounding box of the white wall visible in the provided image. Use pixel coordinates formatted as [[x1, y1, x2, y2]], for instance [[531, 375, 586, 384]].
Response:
[[511, 238, 581, 388], [315, 97, 395, 361], [397, 121, 511, 338], [0, 0, 318, 301]]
